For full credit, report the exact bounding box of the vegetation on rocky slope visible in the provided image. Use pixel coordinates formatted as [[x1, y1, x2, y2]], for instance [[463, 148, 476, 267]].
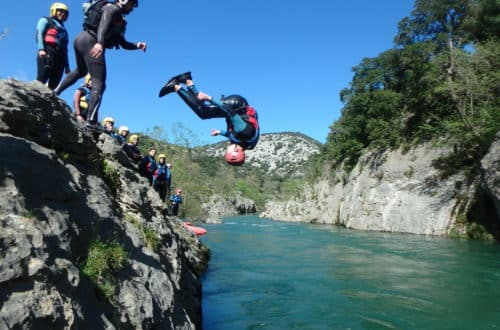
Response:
[[315, 0, 499, 175], [131, 130, 320, 217]]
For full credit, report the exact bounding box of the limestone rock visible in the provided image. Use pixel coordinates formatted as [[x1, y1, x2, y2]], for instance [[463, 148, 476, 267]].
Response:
[[201, 193, 256, 223], [261, 143, 481, 236], [481, 132, 500, 221], [0, 79, 209, 329]]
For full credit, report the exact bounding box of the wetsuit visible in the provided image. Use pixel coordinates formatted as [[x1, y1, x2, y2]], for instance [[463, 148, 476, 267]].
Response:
[[139, 155, 157, 185], [152, 163, 171, 202], [177, 85, 260, 149], [36, 16, 69, 89], [54, 3, 140, 124], [122, 143, 141, 162], [169, 194, 183, 216]]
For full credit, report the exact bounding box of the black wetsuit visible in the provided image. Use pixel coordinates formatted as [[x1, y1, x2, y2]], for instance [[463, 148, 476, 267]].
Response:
[[177, 85, 259, 148], [54, 4, 139, 124]]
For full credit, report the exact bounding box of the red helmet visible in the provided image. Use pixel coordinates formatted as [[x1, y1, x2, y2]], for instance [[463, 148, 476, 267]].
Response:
[[225, 144, 245, 166]]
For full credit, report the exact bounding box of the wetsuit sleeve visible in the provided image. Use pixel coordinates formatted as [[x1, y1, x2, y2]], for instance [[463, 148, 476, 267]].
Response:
[[36, 18, 49, 50], [209, 98, 230, 112], [118, 37, 139, 50], [208, 98, 232, 136], [96, 5, 119, 45]]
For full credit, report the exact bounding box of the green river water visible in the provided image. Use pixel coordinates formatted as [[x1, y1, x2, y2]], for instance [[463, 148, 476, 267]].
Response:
[[201, 216, 500, 329]]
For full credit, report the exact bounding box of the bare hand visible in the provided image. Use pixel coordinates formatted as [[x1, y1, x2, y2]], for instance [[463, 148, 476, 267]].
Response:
[[197, 91, 212, 101], [38, 50, 47, 58], [211, 129, 220, 136], [137, 42, 147, 52], [90, 43, 104, 59]]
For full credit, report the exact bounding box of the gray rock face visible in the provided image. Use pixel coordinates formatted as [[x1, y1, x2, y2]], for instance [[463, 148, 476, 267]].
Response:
[[261, 143, 483, 236], [481, 132, 500, 221], [0, 79, 209, 329], [201, 193, 256, 223]]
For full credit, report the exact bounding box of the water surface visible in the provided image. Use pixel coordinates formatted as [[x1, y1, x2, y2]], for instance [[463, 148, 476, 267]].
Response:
[[201, 216, 500, 329]]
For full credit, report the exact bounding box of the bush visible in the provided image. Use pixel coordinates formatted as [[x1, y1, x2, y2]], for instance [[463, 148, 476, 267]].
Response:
[[82, 240, 127, 302]]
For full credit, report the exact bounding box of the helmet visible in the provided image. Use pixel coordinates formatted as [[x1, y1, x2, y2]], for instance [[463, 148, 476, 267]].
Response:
[[102, 117, 114, 126], [50, 2, 69, 17], [84, 74, 91, 85], [225, 144, 245, 166], [118, 0, 138, 7], [128, 134, 139, 143], [118, 126, 129, 134], [221, 94, 248, 110], [158, 154, 166, 159]]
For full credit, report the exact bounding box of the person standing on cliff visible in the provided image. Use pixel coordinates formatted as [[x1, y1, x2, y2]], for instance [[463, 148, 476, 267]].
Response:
[[54, 0, 147, 130], [36, 2, 70, 90], [169, 188, 183, 216]]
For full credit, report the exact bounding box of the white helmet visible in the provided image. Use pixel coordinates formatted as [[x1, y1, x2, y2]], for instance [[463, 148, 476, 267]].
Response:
[[118, 0, 138, 7]]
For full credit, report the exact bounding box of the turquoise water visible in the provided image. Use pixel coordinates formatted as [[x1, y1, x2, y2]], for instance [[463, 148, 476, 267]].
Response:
[[201, 216, 500, 330]]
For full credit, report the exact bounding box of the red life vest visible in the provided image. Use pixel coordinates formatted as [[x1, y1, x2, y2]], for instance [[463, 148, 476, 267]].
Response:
[[241, 106, 259, 130]]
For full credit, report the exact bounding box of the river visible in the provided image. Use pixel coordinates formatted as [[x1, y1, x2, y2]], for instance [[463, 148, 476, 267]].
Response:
[[200, 216, 500, 329]]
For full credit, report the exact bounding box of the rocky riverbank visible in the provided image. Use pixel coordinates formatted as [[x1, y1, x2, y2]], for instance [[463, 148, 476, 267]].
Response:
[[261, 137, 500, 239]]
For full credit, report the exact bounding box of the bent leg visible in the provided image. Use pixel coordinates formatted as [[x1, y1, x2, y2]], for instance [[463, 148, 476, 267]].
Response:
[[54, 32, 91, 94]]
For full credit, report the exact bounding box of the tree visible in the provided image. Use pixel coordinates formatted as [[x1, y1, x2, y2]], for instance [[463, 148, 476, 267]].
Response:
[[464, 0, 500, 42]]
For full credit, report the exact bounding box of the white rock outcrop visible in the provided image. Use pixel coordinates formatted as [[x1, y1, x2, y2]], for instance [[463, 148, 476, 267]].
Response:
[[261, 143, 483, 236]]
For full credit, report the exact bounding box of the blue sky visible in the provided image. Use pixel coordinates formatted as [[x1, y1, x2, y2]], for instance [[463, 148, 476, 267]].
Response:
[[1, 0, 415, 145]]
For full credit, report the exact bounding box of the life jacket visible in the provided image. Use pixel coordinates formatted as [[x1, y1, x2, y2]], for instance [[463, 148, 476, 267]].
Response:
[[139, 156, 156, 177], [83, 1, 126, 48], [83, 0, 108, 32], [153, 164, 168, 182], [78, 86, 91, 110], [37, 17, 68, 49], [228, 106, 260, 149]]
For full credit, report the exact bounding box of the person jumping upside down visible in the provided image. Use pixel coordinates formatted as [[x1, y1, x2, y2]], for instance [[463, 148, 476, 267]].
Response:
[[159, 72, 260, 166]]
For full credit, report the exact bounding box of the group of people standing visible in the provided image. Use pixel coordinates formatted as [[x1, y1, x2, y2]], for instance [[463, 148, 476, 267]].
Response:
[[37, 1, 260, 172], [95, 116, 184, 216]]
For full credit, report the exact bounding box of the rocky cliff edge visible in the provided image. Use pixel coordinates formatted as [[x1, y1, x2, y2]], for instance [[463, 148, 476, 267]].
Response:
[[0, 79, 210, 329]]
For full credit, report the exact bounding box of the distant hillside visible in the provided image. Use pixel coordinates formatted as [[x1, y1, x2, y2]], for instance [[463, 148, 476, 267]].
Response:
[[198, 132, 321, 178]]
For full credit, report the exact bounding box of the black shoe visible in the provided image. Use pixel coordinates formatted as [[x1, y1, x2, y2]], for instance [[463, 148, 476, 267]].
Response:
[[159, 78, 179, 97], [84, 121, 102, 132], [173, 71, 192, 84]]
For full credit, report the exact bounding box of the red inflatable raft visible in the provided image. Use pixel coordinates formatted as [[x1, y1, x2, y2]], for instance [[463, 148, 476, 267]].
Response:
[[182, 222, 207, 236]]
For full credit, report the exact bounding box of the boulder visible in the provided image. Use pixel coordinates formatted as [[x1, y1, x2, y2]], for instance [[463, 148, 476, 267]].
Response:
[[202, 193, 256, 223]]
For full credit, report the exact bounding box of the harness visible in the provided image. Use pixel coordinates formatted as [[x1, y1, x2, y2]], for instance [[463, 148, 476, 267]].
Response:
[[228, 106, 260, 149]]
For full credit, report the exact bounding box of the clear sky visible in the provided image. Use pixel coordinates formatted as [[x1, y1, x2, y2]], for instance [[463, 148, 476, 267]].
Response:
[[1, 0, 415, 145]]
